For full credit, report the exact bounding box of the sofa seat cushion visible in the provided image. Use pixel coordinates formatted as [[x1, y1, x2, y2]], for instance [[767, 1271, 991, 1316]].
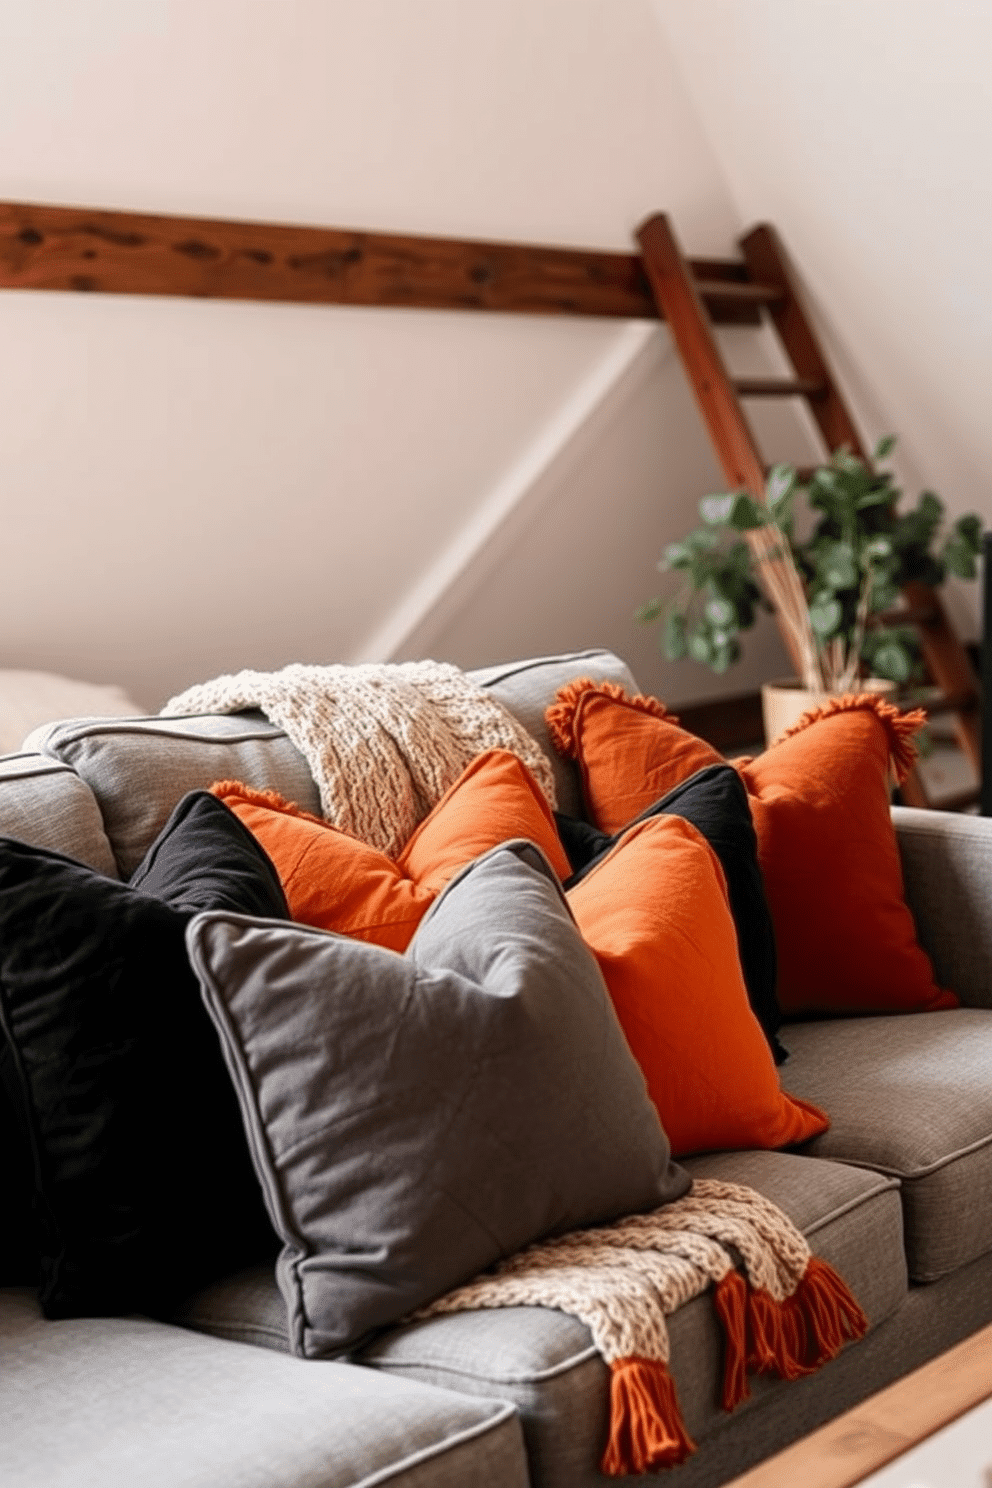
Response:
[[781, 1009, 992, 1282], [174, 1151, 905, 1488], [1, 1287, 528, 1488]]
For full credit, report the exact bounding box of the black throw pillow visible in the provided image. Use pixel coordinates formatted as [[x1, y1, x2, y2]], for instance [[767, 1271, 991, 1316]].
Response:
[[0, 792, 288, 1319], [0, 1057, 36, 1285], [556, 763, 786, 1064]]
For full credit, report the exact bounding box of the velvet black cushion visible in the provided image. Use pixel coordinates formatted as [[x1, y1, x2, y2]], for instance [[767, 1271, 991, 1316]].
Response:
[[556, 763, 785, 1063], [0, 1059, 35, 1284], [0, 792, 287, 1318]]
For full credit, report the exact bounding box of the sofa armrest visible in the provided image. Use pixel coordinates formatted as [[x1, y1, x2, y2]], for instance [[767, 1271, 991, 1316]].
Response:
[[893, 806, 992, 1009]]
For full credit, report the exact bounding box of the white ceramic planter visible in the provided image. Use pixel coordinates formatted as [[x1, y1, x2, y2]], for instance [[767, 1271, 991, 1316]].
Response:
[[761, 677, 896, 748]]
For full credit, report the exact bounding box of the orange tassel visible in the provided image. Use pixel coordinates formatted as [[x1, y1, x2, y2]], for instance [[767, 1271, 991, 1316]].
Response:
[[600, 1357, 695, 1476], [545, 678, 677, 759], [745, 1258, 869, 1381], [773, 694, 927, 784], [712, 1270, 749, 1409]]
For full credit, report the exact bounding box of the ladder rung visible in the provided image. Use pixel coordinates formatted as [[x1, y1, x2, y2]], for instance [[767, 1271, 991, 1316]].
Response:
[[694, 278, 785, 306], [917, 689, 980, 719], [734, 377, 827, 398], [869, 605, 939, 628]]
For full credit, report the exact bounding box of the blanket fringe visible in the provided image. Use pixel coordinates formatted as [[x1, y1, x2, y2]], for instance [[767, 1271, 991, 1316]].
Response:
[[747, 1256, 869, 1382], [600, 1357, 695, 1476], [713, 1270, 749, 1409], [545, 679, 677, 760]]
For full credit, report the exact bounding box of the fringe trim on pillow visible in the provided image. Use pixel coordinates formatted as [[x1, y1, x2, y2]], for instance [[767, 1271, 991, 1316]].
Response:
[[545, 678, 677, 760], [773, 693, 928, 785], [209, 779, 330, 830]]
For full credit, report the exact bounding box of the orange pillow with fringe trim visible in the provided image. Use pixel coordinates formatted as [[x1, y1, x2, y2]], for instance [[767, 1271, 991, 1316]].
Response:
[[211, 749, 571, 949], [566, 812, 829, 1157], [735, 696, 957, 1016], [546, 679, 722, 835]]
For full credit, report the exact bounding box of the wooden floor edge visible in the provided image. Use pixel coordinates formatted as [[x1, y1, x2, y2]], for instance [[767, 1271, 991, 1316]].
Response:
[[722, 1322, 992, 1488]]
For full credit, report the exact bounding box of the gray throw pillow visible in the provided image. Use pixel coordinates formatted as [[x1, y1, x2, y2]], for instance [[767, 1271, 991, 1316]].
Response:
[[186, 839, 690, 1358]]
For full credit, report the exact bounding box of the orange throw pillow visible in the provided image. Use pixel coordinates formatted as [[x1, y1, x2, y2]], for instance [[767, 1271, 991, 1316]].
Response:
[[212, 749, 571, 949], [567, 813, 828, 1157], [209, 782, 431, 950], [735, 697, 957, 1017], [397, 749, 571, 893], [546, 679, 722, 834]]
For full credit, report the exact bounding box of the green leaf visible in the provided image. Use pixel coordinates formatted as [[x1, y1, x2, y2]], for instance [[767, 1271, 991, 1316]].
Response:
[[664, 610, 689, 660], [661, 541, 692, 570], [766, 464, 797, 510], [699, 492, 737, 525], [815, 540, 858, 591], [634, 597, 664, 624], [871, 640, 913, 683], [920, 490, 944, 524], [855, 486, 894, 510], [687, 626, 713, 665], [943, 536, 978, 579], [862, 536, 893, 562], [952, 512, 984, 554], [728, 492, 767, 531], [704, 595, 736, 628], [873, 434, 897, 460], [711, 638, 741, 674], [809, 594, 843, 637]]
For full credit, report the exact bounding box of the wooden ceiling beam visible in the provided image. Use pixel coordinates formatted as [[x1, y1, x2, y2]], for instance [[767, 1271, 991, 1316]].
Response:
[[0, 200, 760, 323]]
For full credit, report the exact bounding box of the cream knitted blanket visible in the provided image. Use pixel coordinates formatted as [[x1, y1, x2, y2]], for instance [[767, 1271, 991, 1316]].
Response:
[[415, 1178, 868, 1476], [162, 661, 556, 857]]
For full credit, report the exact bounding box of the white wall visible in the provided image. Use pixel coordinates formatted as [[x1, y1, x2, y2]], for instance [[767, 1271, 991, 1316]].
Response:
[[1, 0, 786, 712], [656, 0, 992, 643]]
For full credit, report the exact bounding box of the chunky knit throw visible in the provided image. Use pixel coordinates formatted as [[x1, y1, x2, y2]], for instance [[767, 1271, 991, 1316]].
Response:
[[416, 1178, 868, 1476], [162, 661, 556, 857]]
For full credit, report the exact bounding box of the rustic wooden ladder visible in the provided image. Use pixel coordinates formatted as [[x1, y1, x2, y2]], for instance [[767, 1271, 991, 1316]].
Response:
[[635, 212, 981, 811]]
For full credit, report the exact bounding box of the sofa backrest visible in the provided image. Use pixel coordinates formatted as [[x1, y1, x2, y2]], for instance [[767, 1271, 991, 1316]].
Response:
[[14, 649, 637, 876], [0, 753, 118, 877]]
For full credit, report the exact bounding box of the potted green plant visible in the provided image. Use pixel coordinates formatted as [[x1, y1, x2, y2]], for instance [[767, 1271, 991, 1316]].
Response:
[[637, 438, 983, 737]]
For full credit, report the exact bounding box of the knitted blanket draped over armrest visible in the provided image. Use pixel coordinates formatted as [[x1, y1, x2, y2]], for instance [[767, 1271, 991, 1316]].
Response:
[[414, 1178, 868, 1477], [162, 661, 556, 857]]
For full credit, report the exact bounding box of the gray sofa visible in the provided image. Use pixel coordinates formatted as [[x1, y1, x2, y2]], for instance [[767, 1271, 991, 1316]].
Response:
[[3, 647, 992, 1488]]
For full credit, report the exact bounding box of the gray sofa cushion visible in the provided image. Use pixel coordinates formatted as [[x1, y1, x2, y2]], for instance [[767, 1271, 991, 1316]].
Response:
[[174, 1150, 904, 1488], [0, 1287, 528, 1488], [174, 1148, 904, 1488], [0, 753, 118, 877], [26, 713, 321, 877], [781, 1009, 992, 1281], [470, 649, 638, 819], [186, 840, 688, 1360]]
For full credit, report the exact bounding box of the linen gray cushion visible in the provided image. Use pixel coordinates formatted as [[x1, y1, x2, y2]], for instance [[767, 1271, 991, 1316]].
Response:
[[1, 1288, 528, 1488], [186, 839, 688, 1359], [893, 805, 992, 1009], [175, 1149, 904, 1488], [782, 1009, 992, 1280], [0, 753, 118, 876], [470, 649, 639, 819], [27, 712, 321, 876]]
